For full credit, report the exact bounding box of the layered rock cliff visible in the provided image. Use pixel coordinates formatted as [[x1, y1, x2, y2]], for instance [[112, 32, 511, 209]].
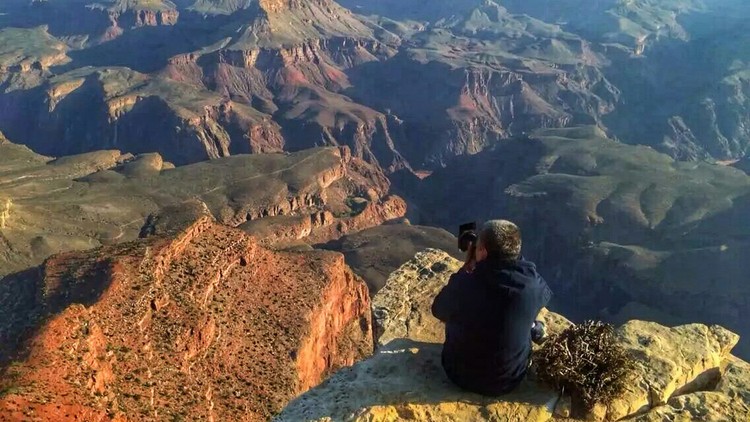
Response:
[[162, 0, 409, 171], [0, 66, 286, 164], [0, 137, 404, 276], [0, 217, 373, 421], [3, 0, 748, 169], [0, 26, 70, 72], [26, 0, 179, 43], [277, 250, 750, 421], [92, 0, 180, 42]]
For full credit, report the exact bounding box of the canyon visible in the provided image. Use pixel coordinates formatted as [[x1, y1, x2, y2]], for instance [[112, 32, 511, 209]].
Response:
[[410, 126, 750, 356], [1, 0, 748, 170], [0, 1, 749, 420], [0, 132, 404, 277]]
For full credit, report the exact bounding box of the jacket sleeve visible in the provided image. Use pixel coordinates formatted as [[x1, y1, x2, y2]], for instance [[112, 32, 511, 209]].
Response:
[[431, 271, 466, 323], [539, 275, 553, 308]]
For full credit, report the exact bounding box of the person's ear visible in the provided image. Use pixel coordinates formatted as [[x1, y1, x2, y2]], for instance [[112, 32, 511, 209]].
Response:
[[475, 241, 487, 261]]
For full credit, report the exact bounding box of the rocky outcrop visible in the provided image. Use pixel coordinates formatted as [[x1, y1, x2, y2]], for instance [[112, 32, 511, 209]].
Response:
[[319, 223, 460, 293], [98, 1, 181, 37], [277, 250, 750, 421], [240, 194, 407, 248], [0, 217, 373, 421], [0, 139, 400, 276], [0, 198, 10, 229], [128, 8, 179, 28], [370, 249, 461, 346], [97, 5, 180, 41], [306, 195, 407, 243], [0, 67, 286, 165], [278, 339, 561, 422], [624, 355, 750, 421], [0, 26, 70, 77]]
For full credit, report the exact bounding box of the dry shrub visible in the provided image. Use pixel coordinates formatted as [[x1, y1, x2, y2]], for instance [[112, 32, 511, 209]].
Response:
[[533, 320, 636, 415]]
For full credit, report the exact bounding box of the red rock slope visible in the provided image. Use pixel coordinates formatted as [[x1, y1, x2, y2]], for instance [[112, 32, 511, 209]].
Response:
[[0, 216, 372, 421]]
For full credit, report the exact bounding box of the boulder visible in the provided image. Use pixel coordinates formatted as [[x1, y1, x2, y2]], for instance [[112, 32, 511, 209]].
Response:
[[278, 249, 749, 422], [371, 249, 460, 346], [276, 340, 559, 422], [320, 225, 461, 293], [623, 392, 750, 421], [605, 322, 740, 420]]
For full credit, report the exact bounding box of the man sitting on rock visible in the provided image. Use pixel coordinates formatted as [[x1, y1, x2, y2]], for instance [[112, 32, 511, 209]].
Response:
[[432, 219, 552, 396]]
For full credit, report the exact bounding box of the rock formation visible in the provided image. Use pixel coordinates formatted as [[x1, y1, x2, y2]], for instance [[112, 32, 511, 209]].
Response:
[[0, 137, 404, 276], [0, 66, 286, 165], [0, 217, 373, 421], [318, 222, 461, 293], [2, 0, 747, 170], [277, 250, 750, 421], [0, 198, 10, 229], [0, 26, 70, 72], [1, 228, 748, 421], [412, 126, 750, 357]]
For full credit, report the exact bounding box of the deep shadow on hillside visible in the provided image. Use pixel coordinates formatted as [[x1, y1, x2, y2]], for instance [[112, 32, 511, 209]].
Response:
[[0, 251, 113, 368], [406, 126, 750, 357], [317, 223, 462, 292]]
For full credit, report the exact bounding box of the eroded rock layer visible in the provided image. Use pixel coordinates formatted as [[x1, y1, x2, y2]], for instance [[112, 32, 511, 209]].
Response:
[[0, 217, 373, 421], [2, 0, 748, 169], [0, 138, 405, 276]]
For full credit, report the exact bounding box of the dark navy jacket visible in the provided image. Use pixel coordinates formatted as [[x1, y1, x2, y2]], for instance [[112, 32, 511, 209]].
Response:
[[431, 256, 552, 396]]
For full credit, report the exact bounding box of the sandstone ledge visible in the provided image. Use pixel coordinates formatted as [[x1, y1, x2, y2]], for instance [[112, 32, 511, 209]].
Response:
[[278, 250, 750, 422]]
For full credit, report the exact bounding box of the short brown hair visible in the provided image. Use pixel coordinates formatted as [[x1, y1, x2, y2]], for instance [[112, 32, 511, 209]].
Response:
[[479, 219, 522, 261]]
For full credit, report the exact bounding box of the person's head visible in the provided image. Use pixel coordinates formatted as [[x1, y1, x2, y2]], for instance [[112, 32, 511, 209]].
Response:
[[475, 219, 522, 263]]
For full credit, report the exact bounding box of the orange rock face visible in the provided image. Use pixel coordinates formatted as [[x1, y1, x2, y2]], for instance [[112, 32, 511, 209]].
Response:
[[0, 217, 372, 421]]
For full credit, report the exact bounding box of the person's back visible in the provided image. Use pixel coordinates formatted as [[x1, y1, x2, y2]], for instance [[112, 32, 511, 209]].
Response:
[[431, 220, 552, 396]]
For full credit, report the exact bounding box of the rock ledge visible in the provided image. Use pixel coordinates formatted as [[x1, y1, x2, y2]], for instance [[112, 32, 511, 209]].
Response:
[[278, 250, 750, 421]]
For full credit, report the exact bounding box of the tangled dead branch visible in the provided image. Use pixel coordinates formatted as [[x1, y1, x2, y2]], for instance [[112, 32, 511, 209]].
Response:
[[533, 320, 636, 415]]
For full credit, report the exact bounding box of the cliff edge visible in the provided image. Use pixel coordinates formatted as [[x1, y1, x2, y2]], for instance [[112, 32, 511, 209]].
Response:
[[0, 217, 373, 421], [277, 249, 750, 421]]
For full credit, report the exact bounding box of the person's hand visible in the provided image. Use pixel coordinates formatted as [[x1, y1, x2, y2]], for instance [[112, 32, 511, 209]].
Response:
[[463, 242, 476, 273]]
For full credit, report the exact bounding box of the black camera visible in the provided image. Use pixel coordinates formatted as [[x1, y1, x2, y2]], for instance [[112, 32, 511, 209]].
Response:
[[458, 222, 478, 252]]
